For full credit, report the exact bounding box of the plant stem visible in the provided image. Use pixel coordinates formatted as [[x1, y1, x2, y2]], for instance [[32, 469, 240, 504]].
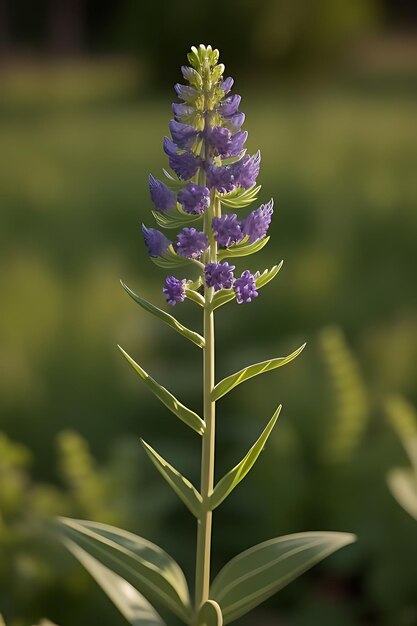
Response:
[[195, 193, 218, 615]]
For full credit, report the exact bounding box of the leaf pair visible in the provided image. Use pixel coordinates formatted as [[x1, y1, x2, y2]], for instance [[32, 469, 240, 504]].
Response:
[[60, 518, 355, 626]]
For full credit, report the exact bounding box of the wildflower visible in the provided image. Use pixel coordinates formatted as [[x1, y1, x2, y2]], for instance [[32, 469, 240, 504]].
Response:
[[163, 137, 199, 181], [172, 102, 194, 121], [242, 199, 274, 242], [233, 151, 261, 189], [234, 270, 259, 304], [142, 225, 171, 257], [163, 276, 186, 306], [219, 94, 241, 117], [174, 83, 199, 103], [224, 111, 245, 131], [178, 184, 210, 215], [169, 120, 198, 150], [208, 127, 247, 158], [205, 262, 235, 291], [149, 175, 177, 212], [212, 214, 243, 247], [176, 227, 209, 259], [220, 76, 234, 94]]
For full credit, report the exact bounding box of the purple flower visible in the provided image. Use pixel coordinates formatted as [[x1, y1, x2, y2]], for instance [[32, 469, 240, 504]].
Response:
[[172, 102, 195, 121], [208, 127, 247, 158], [220, 77, 234, 94], [149, 175, 176, 212], [208, 126, 231, 156], [163, 137, 199, 181], [233, 151, 261, 189], [205, 262, 235, 291], [224, 111, 245, 131], [178, 184, 210, 215], [206, 163, 235, 193], [242, 199, 274, 242], [163, 276, 186, 306], [234, 270, 259, 304], [219, 95, 241, 117], [181, 65, 201, 85], [212, 214, 243, 247], [176, 227, 209, 259], [174, 83, 198, 102], [142, 225, 171, 257], [169, 120, 198, 150], [229, 131, 248, 156]]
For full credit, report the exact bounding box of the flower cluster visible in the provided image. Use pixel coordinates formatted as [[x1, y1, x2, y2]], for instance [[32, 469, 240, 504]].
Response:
[[141, 45, 272, 307]]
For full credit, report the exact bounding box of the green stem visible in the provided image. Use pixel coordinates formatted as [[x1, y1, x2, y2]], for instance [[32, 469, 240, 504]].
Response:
[[195, 192, 218, 616]]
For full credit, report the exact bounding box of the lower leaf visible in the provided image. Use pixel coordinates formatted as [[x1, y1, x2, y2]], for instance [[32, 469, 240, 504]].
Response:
[[210, 531, 356, 624], [64, 538, 166, 625]]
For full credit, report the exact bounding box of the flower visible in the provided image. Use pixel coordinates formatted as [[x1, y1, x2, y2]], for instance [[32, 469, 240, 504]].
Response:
[[219, 94, 241, 117], [220, 77, 234, 94], [149, 175, 177, 212], [233, 151, 261, 189], [242, 199, 274, 242], [224, 111, 245, 131], [178, 184, 210, 215], [172, 102, 195, 121], [205, 262, 235, 291], [142, 225, 171, 257], [208, 127, 247, 158], [212, 214, 243, 247], [234, 270, 259, 304], [163, 276, 186, 306], [174, 83, 199, 103], [169, 120, 198, 150], [206, 163, 235, 193], [176, 227, 209, 259], [163, 137, 199, 181]]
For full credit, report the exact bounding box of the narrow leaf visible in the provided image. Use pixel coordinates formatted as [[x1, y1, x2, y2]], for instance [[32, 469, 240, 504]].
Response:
[[64, 538, 166, 625], [211, 289, 235, 310], [211, 531, 356, 624], [217, 237, 270, 261], [219, 185, 262, 209], [210, 406, 281, 510], [118, 346, 205, 435], [197, 600, 223, 626], [255, 261, 284, 289], [186, 289, 205, 307], [141, 439, 202, 517], [212, 344, 306, 401], [387, 468, 417, 521], [121, 281, 204, 348], [150, 245, 203, 270], [152, 209, 201, 229], [59, 517, 192, 623]]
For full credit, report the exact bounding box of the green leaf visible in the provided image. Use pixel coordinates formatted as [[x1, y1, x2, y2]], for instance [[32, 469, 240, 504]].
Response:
[[218, 185, 262, 209], [212, 344, 306, 401], [210, 531, 356, 624], [121, 281, 204, 348], [141, 440, 202, 517], [186, 289, 205, 307], [387, 468, 417, 521], [59, 518, 192, 623], [152, 209, 202, 230], [197, 600, 223, 626], [150, 245, 203, 270], [255, 262, 284, 289], [210, 406, 281, 510], [118, 346, 205, 435], [211, 289, 235, 310], [63, 538, 166, 625], [217, 237, 270, 261]]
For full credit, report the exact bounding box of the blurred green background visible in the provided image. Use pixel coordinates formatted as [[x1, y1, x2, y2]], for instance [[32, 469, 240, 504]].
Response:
[[1, 1, 417, 625]]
